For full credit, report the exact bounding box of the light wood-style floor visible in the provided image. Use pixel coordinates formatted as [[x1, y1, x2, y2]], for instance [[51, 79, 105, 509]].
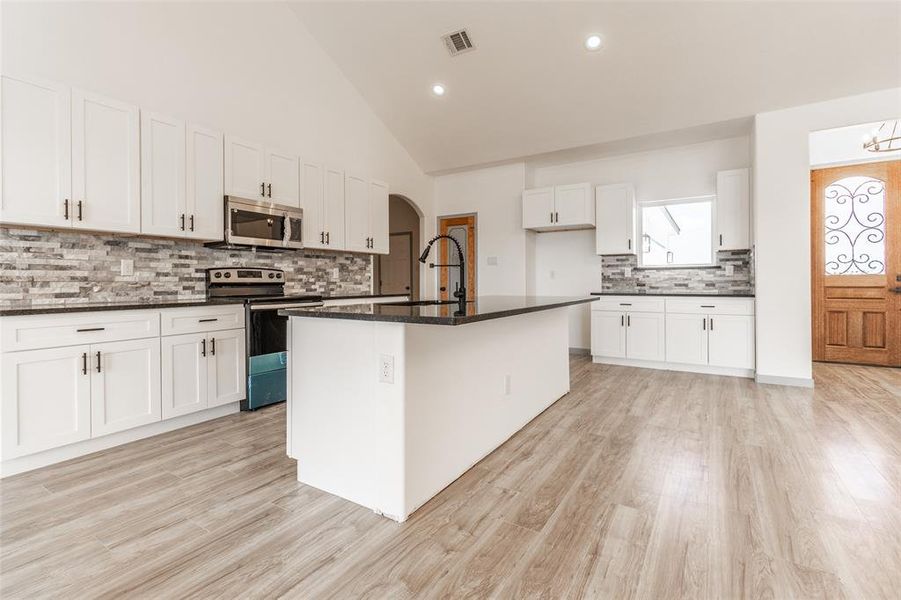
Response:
[[1, 357, 900, 599]]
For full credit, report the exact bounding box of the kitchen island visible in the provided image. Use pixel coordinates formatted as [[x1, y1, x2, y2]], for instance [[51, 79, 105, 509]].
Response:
[[280, 295, 596, 521]]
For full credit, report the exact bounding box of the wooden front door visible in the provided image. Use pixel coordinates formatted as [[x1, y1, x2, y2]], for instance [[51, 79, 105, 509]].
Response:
[[437, 214, 477, 302], [811, 160, 901, 366]]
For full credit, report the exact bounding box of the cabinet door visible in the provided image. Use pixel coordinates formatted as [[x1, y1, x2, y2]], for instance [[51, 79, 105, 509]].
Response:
[[324, 167, 346, 249], [185, 124, 224, 241], [344, 173, 370, 252], [161, 333, 208, 419], [1, 346, 91, 459], [265, 148, 300, 207], [625, 312, 665, 361], [301, 160, 326, 249], [72, 89, 140, 233], [554, 183, 594, 227], [0, 75, 71, 228], [224, 136, 265, 199], [716, 168, 750, 250], [595, 183, 636, 255], [664, 313, 709, 365], [522, 187, 555, 229], [140, 112, 186, 237], [369, 179, 390, 254], [208, 329, 246, 407], [590, 312, 626, 358], [91, 338, 161, 437], [708, 315, 755, 369]]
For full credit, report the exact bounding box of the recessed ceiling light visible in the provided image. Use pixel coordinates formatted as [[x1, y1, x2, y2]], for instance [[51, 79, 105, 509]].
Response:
[[431, 83, 446, 97], [584, 34, 603, 52]]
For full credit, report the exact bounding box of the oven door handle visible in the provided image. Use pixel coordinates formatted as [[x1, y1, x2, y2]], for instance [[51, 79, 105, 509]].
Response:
[[249, 302, 324, 311]]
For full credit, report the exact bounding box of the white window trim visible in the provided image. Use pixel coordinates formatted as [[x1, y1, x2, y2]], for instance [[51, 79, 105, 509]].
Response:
[[637, 195, 716, 269]]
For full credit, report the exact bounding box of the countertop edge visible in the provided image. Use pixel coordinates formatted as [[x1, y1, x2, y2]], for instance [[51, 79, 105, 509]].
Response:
[[590, 292, 756, 298]]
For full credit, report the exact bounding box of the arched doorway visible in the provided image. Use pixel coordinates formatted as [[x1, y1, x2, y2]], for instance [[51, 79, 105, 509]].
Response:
[[375, 194, 422, 300]]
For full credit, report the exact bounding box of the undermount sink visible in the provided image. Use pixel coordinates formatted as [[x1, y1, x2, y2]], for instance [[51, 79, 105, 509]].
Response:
[[382, 299, 466, 307]]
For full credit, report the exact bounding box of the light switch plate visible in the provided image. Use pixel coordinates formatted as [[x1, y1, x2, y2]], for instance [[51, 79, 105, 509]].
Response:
[[120, 259, 134, 276], [624, 267, 632, 278], [487, 256, 498, 266], [724, 264, 734, 276]]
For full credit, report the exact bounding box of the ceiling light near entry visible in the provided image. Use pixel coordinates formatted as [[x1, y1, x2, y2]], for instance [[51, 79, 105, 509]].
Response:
[[431, 83, 446, 97], [584, 34, 603, 51]]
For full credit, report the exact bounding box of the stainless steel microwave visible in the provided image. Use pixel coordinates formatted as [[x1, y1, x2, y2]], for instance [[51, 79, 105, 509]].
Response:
[[223, 197, 303, 250]]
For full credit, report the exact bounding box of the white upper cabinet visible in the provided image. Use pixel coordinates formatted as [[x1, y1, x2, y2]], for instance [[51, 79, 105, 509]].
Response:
[[224, 135, 266, 200], [141, 112, 186, 237], [265, 148, 300, 207], [716, 168, 750, 250], [344, 173, 370, 253], [522, 183, 595, 231], [185, 124, 224, 241], [595, 183, 636, 255], [324, 166, 346, 249], [301, 160, 326, 249], [71, 89, 140, 233], [224, 136, 299, 206], [522, 187, 555, 229], [369, 179, 389, 254], [0, 75, 71, 228], [553, 183, 594, 227]]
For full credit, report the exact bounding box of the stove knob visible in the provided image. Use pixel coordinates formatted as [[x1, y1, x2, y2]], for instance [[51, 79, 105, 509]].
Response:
[[214, 272, 222, 279], [268, 273, 275, 279], [276, 273, 282, 279], [223, 272, 231, 279]]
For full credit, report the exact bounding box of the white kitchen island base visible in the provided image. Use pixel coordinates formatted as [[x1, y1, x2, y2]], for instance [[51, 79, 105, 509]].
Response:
[[286, 306, 571, 521]]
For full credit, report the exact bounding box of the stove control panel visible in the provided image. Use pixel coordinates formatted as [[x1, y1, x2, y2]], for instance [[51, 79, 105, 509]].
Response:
[[207, 268, 284, 284]]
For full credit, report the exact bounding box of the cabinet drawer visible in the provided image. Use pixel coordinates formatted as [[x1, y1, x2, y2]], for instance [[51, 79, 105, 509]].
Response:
[[1, 310, 160, 352], [160, 305, 245, 336], [591, 296, 665, 313], [665, 298, 754, 316]]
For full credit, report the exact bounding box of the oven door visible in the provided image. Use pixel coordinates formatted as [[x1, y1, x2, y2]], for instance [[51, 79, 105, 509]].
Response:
[[245, 302, 322, 410], [225, 197, 304, 249]]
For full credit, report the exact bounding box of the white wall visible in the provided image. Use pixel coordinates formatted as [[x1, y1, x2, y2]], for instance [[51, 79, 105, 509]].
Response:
[[433, 162, 527, 295], [753, 87, 900, 386], [530, 137, 751, 348], [1, 1, 435, 294]]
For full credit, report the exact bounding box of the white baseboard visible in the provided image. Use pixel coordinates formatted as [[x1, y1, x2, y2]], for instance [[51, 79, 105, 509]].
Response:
[[1, 403, 240, 478], [591, 355, 755, 379], [754, 373, 815, 388], [569, 347, 590, 355]]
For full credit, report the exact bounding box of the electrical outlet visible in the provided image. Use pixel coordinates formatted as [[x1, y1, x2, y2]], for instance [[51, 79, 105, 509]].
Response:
[[503, 374, 511, 396], [724, 264, 734, 276], [379, 354, 394, 384], [624, 267, 632, 278], [487, 256, 498, 266], [120, 259, 134, 276]]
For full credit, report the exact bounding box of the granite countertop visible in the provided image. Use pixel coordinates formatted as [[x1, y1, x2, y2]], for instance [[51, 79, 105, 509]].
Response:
[[280, 295, 598, 326], [0, 292, 412, 317], [591, 291, 755, 298]]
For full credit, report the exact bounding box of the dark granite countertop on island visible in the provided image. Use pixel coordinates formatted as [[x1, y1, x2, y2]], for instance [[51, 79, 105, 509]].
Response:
[[591, 291, 755, 298], [279, 295, 598, 326]]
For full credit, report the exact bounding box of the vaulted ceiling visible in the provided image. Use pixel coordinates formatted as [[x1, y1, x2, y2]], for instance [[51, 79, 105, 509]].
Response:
[[290, 1, 901, 174]]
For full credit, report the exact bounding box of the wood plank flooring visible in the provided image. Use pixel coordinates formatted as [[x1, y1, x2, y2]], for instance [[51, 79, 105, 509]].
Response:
[[2, 357, 900, 599]]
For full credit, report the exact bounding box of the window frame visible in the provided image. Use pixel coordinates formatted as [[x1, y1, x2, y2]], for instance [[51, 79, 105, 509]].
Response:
[[637, 195, 716, 269]]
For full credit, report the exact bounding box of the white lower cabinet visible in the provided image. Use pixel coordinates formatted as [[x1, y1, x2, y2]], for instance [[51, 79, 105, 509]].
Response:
[[591, 295, 755, 377], [708, 314, 755, 369], [1, 346, 92, 459], [91, 338, 162, 436], [162, 328, 245, 418]]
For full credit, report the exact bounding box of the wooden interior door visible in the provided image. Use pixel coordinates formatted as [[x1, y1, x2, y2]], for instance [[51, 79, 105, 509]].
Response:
[[811, 160, 900, 366], [437, 215, 477, 301]]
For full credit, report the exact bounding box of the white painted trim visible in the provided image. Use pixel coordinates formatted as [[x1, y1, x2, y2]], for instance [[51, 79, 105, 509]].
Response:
[[0, 402, 239, 477], [569, 347, 590, 355], [754, 373, 815, 388], [591, 355, 754, 379]]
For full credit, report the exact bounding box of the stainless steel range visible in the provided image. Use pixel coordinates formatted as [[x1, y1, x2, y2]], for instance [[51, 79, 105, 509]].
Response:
[[206, 268, 322, 410]]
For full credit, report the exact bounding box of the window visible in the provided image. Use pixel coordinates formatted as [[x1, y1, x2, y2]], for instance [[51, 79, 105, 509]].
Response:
[[639, 196, 713, 267], [824, 176, 885, 275]]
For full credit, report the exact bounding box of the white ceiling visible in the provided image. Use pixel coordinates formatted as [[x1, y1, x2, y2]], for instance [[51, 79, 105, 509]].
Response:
[[289, 1, 901, 174]]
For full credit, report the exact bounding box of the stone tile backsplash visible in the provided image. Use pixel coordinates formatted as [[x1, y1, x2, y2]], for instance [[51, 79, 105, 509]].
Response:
[[0, 227, 372, 308], [601, 249, 753, 294]]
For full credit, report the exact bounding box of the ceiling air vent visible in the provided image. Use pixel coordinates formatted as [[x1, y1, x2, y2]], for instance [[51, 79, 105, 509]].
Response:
[[442, 29, 475, 56]]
